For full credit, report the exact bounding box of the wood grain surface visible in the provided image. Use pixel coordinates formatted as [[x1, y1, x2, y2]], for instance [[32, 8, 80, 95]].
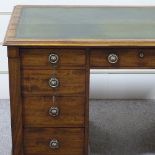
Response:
[[6, 5, 155, 155], [20, 48, 86, 69], [90, 48, 155, 68], [21, 69, 86, 96], [24, 128, 84, 155], [84, 49, 90, 155], [23, 96, 85, 127], [8, 47, 23, 155]]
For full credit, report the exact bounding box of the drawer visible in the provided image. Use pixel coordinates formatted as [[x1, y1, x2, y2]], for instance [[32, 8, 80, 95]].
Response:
[[22, 69, 86, 96], [20, 48, 86, 69], [23, 96, 85, 127], [24, 128, 84, 155], [90, 48, 155, 68]]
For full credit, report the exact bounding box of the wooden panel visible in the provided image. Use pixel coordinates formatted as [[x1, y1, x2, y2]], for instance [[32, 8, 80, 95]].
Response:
[[8, 47, 23, 155], [4, 5, 22, 44], [24, 128, 84, 155], [20, 48, 86, 69], [90, 48, 155, 68], [21, 69, 86, 96], [84, 49, 90, 155], [23, 96, 85, 127]]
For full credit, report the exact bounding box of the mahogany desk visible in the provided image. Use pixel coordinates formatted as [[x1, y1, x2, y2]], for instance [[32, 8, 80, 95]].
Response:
[[4, 5, 155, 155]]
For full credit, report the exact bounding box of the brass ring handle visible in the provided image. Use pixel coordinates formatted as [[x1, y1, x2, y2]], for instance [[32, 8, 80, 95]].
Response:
[[49, 139, 59, 149], [139, 52, 144, 58], [49, 53, 59, 64], [108, 53, 119, 64], [49, 77, 59, 88], [49, 107, 59, 117]]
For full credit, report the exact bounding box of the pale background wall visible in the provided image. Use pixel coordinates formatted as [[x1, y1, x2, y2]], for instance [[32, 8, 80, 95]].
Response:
[[1, 0, 155, 99]]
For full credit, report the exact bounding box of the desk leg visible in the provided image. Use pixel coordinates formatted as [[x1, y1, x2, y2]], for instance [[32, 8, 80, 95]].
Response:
[[8, 47, 24, 155], [85, 50, 90, 155]]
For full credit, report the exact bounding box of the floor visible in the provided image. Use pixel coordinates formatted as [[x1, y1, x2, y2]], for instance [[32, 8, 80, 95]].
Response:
[[0, 100, 11, 155], [1, 99, 155, 155]]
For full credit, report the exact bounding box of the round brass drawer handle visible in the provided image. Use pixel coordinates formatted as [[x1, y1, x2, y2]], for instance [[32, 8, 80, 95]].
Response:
[[49, 53, 59, 64], [49, 107, 59, 117], [139, 52, 144, 58], [108, 53, 119, 64], [49, 77, 59, 88], [49, 139, 59, 149]]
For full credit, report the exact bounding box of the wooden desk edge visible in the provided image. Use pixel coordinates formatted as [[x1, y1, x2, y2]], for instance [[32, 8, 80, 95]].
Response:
[[3, 40, 155, 47]]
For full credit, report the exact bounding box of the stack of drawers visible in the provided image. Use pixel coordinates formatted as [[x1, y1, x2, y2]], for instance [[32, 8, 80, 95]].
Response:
[[20, 48, 87, 155]]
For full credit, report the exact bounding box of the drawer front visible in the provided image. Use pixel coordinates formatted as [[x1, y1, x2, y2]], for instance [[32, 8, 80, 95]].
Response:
[[22, 69, 85, 96], [90, 48, 155, 68], [21, 48, 86, 69], [24, 128, 84, 155], [23, 96, 85, 127]]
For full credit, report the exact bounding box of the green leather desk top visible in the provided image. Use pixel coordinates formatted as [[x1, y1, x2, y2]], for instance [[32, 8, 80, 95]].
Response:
[[4, 6, 155, 46]]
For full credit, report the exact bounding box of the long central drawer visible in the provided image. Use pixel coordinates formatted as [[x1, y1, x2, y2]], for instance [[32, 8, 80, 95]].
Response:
[[21, 69, 86, 96], [90, 48, 155, 68]]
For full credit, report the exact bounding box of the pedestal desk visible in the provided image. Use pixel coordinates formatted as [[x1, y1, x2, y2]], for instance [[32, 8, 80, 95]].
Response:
[[4, 5, 155, 155]]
